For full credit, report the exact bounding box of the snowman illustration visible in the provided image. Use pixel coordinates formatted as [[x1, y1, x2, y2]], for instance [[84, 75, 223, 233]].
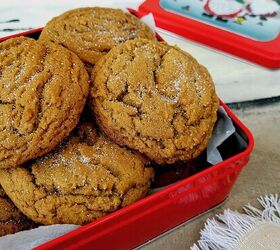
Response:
[[245, 0, 280, 20], [203, 0, 247, 22]]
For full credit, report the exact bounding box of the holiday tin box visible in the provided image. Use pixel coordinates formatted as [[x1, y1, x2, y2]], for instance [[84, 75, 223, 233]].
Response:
[[0, 16, 254, 250], [138, 0, 280, 69]]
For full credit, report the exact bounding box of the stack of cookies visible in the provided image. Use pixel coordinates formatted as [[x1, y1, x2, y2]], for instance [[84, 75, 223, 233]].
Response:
[[0, 7, 218, 235]]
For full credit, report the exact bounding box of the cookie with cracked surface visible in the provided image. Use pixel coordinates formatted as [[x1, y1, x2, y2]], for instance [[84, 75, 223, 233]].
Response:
[[39, 7, 156, 65], [0, 185, 36, 236], [90, 39, 219, 164], [0, 37, 89, 168], [0, 122, 154, 225]]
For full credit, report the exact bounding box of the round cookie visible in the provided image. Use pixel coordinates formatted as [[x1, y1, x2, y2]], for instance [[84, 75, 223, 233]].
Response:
[[0, 122, 154, 225], [0, 37, 89, 168], [0, 185, 35, 236], [90, 39, 219, 164], [39, 7, 156, 65]]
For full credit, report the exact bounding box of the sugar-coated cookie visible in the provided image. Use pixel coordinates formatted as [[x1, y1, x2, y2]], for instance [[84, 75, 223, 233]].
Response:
[[91, 39, 219, 164], [0, 37, 89, 168]]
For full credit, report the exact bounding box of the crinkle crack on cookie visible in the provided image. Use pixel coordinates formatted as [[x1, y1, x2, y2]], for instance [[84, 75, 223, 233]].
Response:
[[0, 122, 154, 225], [0, 37, 89, 168], [91, 39, 219, 164], [39, 7, 156, 65]]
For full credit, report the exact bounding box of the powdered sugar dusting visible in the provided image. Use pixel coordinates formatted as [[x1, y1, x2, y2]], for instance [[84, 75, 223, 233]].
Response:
[[159, 60, 185, 104], [173, 78, 180, 92], [79, 155, 90, 164]]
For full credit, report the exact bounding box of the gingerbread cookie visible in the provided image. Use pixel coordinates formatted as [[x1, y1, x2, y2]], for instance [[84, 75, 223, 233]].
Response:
[[90, 39, 219, 164], [39, 7, 156, 65], [0, 122, 153, 225], [0, 37, 89, 168], [0, 185, 35, 236]]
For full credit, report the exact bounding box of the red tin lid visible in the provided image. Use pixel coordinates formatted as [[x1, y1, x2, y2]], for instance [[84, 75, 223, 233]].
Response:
[[138, 0, 280, 69]]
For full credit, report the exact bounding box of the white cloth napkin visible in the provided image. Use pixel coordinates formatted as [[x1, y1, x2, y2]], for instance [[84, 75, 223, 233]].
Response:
[[192, 194, 280, 250]]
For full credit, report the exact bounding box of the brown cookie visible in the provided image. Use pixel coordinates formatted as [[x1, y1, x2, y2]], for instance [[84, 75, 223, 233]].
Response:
[[90, 39, 219, 164], [0, 185, 35, 237], [39, 7, 156, 65], [0, 37, 89, 168], [0, 122, 154, 225]]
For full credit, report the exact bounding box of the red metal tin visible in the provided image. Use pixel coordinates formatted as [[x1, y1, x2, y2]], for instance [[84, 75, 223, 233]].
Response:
[[0, 24, 254, 250], [33, 101, 253, 250], [137, 0, 280, 69]]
